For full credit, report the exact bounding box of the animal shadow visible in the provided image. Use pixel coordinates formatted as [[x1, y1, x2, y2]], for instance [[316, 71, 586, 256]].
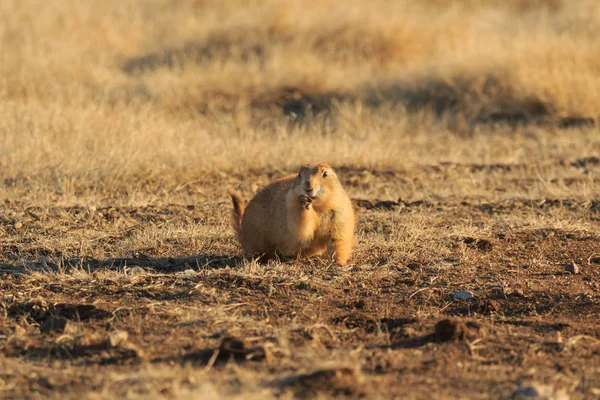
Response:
[[1, 254, 245, 275]]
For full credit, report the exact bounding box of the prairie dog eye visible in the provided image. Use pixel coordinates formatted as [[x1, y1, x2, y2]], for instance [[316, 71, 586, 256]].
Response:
[[322, 171, 328, 177]]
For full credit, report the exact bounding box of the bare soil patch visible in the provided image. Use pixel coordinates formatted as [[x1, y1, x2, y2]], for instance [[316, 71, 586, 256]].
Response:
[[1, 164, 599, 398]]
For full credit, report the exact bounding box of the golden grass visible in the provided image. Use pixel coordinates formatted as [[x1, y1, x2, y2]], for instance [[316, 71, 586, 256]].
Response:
[[1, 0, 599, 205]]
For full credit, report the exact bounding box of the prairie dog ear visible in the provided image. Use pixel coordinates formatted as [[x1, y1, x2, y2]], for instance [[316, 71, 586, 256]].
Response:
[[298, 165, 310, 176]]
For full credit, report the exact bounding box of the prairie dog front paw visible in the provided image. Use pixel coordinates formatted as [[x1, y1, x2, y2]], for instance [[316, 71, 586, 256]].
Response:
[[298, 194, 313, 210]]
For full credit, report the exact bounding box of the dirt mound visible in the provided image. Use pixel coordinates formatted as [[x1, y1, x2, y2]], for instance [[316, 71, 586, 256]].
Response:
[[434, 318, 485, 342]]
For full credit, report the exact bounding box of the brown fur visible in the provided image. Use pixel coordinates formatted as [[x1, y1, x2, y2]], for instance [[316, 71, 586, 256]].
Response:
[[229, 162, 355, 265], [229, 188, 245, 240]]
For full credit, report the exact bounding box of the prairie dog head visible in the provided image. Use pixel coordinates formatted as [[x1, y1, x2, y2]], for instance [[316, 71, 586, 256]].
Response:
[[294, 162, 340, 200]]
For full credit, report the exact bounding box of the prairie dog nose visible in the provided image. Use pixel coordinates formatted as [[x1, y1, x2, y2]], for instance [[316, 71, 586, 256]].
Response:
[[304, 186, 313, 193]]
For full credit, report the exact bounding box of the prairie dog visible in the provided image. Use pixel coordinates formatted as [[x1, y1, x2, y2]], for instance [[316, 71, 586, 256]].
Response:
[[230, 162, 355, 265]]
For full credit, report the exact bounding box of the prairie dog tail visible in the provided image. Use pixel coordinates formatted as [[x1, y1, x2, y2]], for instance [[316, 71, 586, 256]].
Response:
[[229, 188, 245, 237]]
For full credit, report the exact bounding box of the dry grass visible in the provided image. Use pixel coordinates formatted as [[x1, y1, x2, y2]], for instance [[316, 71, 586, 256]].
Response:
[[2, 0, 600, 194], [1, 0, 600, 399]]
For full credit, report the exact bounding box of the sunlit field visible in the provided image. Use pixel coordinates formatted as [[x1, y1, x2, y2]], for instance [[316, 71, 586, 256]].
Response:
[[1, 1, 599, 398]]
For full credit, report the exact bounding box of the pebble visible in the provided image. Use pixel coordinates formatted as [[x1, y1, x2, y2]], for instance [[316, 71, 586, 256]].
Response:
[[453, 290, 474, 300], [14, 222, 23, 230], [563, 263, 580, 275], [512, 382, 569, 400]]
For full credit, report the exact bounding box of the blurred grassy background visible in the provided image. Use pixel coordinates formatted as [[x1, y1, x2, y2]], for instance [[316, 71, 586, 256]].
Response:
[[1, 0, 598, 204]]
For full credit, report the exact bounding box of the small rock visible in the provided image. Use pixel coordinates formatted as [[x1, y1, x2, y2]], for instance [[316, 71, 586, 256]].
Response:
[[563, 263, 580, 274], [40, 316, 69, 333], [512, 382, 569, 400], [453, 290, 474, 300], [14, 222, 23, 230]]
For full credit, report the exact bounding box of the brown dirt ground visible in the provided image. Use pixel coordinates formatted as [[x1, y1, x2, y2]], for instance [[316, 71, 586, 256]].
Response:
[[1, 165, 599, 399]]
